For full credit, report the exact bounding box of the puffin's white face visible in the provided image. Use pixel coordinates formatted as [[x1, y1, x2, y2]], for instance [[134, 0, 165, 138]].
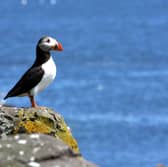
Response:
[[38, 36, 63, 52]]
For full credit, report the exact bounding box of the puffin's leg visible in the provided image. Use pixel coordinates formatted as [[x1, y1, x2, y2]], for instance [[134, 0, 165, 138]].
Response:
[[28, 95, 38, 108]]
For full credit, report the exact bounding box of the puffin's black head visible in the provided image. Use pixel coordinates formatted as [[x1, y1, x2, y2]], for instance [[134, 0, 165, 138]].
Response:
[[37, 36, 63, 52]]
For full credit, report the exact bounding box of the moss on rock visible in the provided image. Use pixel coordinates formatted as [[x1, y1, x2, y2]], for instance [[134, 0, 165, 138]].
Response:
[[0, 106, 79, 153]]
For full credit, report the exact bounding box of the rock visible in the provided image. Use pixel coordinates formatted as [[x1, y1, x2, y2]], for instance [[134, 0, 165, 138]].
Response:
[[0, 106, 79, 153], [0, 133, 97, 167], [0, 106, 98, 167]]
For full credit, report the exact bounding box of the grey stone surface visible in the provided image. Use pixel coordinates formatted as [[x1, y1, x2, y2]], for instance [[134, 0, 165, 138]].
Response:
[[0, 133, 98, 167], [0, 108, 15, 136]]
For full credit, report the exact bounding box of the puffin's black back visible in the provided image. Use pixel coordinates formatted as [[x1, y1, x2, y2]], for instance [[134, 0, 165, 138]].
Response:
[[4, 66, 44, 99]]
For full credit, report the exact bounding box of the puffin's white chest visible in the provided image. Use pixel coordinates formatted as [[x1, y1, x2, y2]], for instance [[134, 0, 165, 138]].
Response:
[[30, 57, 56, 96]]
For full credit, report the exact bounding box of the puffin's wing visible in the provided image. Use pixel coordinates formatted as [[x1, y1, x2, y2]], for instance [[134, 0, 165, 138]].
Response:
[[4, 67, 44, 99]]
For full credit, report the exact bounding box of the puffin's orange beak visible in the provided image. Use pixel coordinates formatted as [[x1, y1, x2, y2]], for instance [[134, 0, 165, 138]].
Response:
[[52, 42, 63, 51], [57, 42, 63, 51]]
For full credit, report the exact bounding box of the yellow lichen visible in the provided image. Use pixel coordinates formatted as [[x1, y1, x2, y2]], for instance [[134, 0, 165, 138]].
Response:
[[56, 129, 79, 153], [19, 120, 52, 133]]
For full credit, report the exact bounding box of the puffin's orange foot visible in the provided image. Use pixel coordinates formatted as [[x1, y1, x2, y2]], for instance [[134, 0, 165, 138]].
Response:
[[31, 103, 38, 108], [29, 95, 38, 108]]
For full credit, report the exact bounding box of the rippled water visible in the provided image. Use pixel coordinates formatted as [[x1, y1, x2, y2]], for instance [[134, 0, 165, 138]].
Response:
[[0, 0, 168, 167]]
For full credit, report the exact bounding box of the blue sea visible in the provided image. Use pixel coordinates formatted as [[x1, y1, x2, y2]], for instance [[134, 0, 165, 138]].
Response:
[[0, 0, 168, 167]]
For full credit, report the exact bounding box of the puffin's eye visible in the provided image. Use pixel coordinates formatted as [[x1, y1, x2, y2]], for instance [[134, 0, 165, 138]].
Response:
[[46, 39, 50, 43]]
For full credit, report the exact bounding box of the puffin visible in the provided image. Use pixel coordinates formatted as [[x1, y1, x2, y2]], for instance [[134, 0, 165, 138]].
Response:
[[4, 36, 63, 107]]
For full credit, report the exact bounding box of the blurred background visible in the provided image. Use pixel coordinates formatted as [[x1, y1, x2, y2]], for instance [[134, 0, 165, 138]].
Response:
[[0, 0, 168, 167]]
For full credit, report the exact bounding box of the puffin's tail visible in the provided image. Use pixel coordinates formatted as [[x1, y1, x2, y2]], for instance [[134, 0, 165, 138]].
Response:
[[3, 94, 8, 100]]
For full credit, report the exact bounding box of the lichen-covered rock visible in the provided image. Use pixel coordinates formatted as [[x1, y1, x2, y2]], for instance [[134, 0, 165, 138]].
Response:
[[0, 134, 97, 167], [0, 106, 79, 153], [0, 108, 14, 135]]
